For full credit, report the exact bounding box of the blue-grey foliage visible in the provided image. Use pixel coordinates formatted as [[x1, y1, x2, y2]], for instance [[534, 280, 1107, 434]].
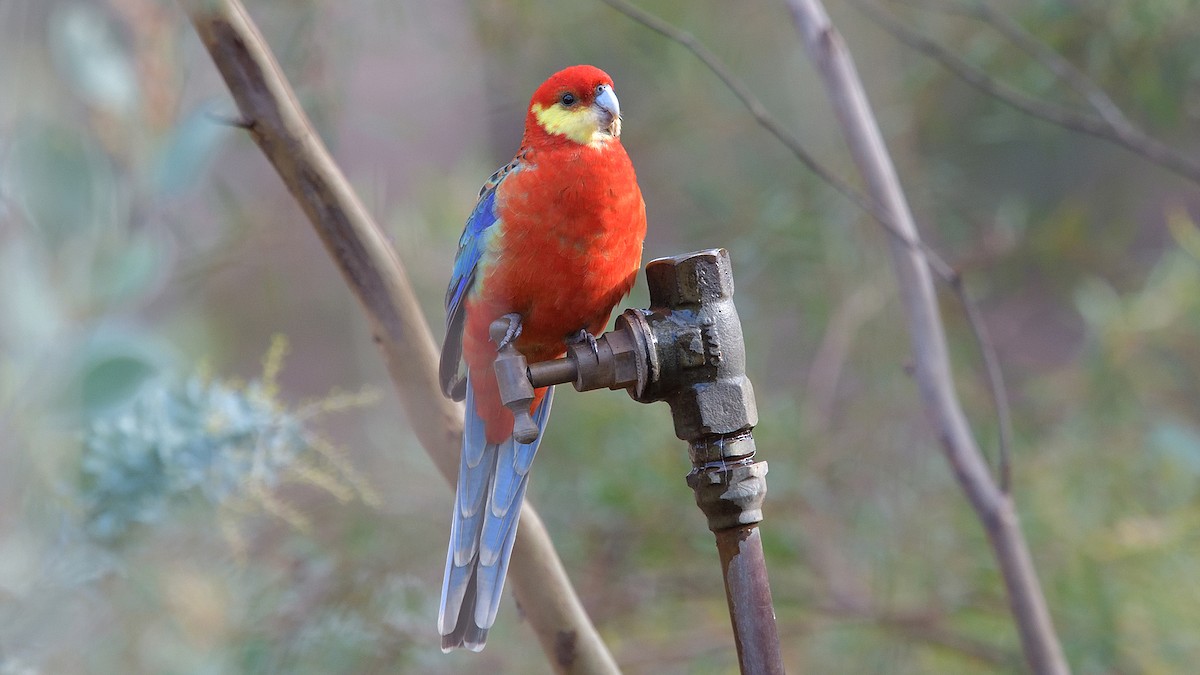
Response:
[[81, 377, 308, 542]]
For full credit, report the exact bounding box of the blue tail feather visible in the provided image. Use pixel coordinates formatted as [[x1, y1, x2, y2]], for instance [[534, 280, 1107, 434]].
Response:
[[438, 378, 554, 652], [462, 385, 488, 468], [475, 478, 529, 629], [489, 441, 523, 517]]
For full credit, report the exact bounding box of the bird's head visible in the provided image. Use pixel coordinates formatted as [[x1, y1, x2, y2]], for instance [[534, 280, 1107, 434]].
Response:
[[525, 65, 622, 148]]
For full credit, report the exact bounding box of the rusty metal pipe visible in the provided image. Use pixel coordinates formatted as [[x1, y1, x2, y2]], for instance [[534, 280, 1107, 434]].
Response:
[[716, 525, 785, 674], [528, 358, 577, 389], [688, 432, 783, 675]]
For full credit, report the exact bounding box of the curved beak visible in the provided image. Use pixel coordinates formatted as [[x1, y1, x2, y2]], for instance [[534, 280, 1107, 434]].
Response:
[[594, 84, 621, 137]]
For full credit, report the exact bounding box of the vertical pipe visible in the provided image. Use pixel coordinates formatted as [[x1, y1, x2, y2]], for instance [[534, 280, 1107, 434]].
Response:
[[687, 436, 784, 675], [715, 524, 785, 675]]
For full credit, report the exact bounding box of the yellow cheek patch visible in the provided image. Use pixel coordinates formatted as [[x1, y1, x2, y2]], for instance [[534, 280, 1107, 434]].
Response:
[[531, 103, 611, 146]]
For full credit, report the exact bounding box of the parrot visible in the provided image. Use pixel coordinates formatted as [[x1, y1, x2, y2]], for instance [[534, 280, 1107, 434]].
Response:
[[437, 65, 647, 652]]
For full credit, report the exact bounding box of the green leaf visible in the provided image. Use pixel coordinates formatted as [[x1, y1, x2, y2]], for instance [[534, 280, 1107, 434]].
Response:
[[1150, 420, 1200, 476], [71, 330, 174, 415], [4, 123, 119, 244], [49, 3, 139, 115], [81, 354, 159, 414], [152, 104, 233, 197], [1074, 276, 1123, 329], [92, 233, 167, 304]]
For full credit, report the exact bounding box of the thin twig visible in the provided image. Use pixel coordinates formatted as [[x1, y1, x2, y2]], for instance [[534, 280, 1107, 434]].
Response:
[[877, 614, 1020, 668], [817, 605, 1023, 668], [600, 0, 1013, 494], [178, 1, 618, 672], [855, 0, 1200, 186], [951, 275, 1012, 492], [596, 0, 861, 208], [784, 0, 1068, 671], [803, 284, 884, 435], [900, 0, 1133, 131]]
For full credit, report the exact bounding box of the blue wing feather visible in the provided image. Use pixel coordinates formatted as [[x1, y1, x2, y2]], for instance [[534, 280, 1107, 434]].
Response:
[[446, 188, 497, 323], [439, 375, 554, 652], [439, 157, 524, 400]]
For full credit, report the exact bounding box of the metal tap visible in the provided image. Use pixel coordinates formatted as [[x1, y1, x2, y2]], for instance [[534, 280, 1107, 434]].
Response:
[[490, 248, 783, 674]]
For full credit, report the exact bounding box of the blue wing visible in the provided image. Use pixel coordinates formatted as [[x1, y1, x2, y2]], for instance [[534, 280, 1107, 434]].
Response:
[[438, 376, 554, 652], [439, 156, 524, 400]]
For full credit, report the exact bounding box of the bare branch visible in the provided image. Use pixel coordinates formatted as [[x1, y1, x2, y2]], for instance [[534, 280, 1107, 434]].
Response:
[[787, 1, 1070, 667], [177, 1, 618, 671], [601, 0, 1013, 501], [783, 0, 1068, 671], [855, 0, 1200, 185]]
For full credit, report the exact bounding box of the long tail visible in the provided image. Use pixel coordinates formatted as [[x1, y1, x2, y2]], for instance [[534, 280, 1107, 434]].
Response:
[[438, 377, 554, 652]]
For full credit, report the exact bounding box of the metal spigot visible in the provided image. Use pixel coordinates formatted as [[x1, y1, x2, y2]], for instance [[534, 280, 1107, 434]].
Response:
[[490, 248, 782, 674], [490, 319, 540, 444]]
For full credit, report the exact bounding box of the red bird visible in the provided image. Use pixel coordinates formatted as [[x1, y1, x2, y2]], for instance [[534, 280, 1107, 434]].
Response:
[[438, 65, 647, 651]]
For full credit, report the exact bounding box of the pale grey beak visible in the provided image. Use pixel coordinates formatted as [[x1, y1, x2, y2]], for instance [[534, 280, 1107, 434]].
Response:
[[594, 84, 621, 137]]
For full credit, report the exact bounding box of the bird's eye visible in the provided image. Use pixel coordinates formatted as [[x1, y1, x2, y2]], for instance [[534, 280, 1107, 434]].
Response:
[[560, 92, 576, 106]]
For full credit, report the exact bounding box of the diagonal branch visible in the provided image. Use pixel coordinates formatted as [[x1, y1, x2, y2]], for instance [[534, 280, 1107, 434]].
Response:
[[855, 0, 1200, 186], [784, 0, 1068, 672], [600, 0, 1012, 491], [177, 1, 617, 672]]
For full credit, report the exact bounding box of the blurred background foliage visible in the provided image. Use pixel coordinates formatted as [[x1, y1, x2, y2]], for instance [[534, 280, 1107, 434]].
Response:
[[0, 0, 1198, 672]]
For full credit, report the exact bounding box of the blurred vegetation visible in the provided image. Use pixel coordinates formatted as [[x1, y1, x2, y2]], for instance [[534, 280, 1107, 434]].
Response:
[[1, 0, 1198, 673]]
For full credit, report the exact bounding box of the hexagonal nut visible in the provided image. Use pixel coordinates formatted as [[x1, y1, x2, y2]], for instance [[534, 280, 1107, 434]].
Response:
[[605, 327, 641, 391], [646, 248, 734, 309], [667, 378, 758, 441], [693, 378, 758, 435]]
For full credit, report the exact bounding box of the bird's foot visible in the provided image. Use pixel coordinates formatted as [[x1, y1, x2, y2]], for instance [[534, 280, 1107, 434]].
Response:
[[494, 313, 524, 352], [567, 328, 600, 359]]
